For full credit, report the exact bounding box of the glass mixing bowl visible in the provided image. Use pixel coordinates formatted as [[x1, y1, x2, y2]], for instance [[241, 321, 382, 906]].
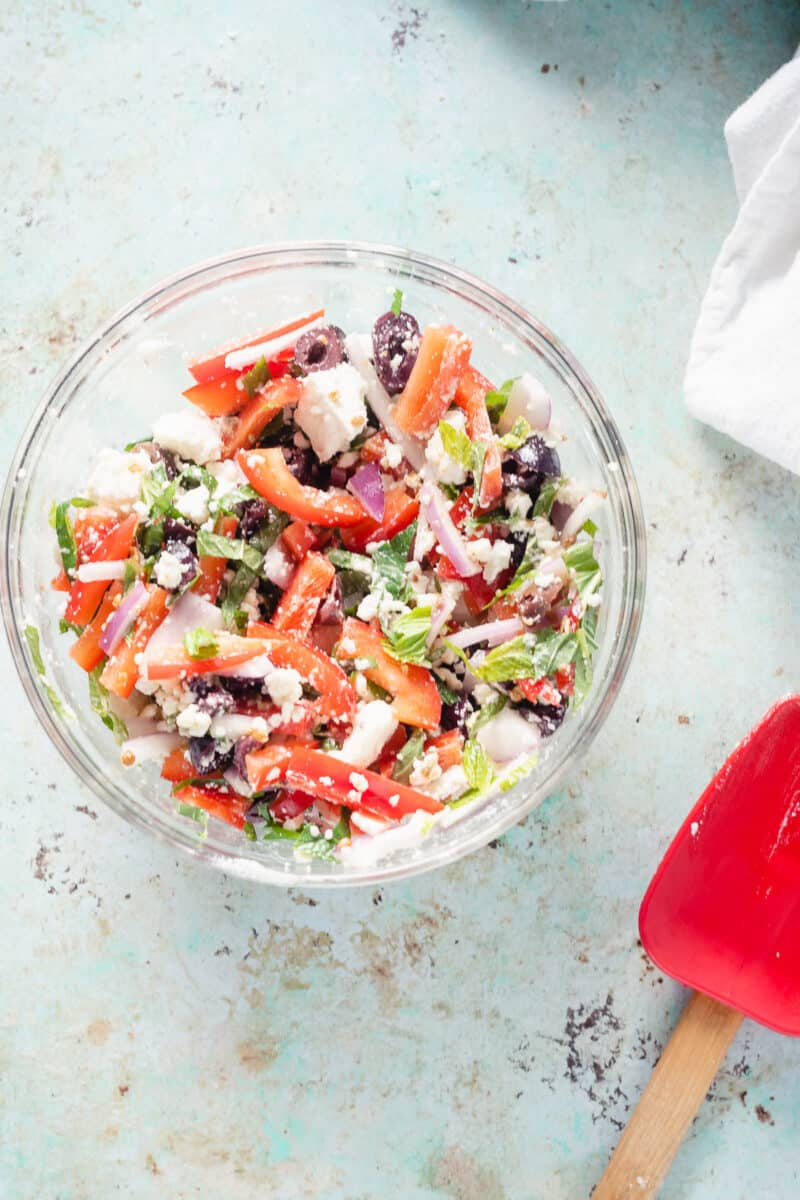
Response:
[[1, 242, 645, 887]]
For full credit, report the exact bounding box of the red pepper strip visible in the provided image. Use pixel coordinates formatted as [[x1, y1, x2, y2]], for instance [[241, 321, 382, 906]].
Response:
[[247, 622, 357, 725], [69, 582, 122, 673], [337, 618, 442, 731], [174, 783, 251, 830], [454, 366, 503, 510], [195, 515, 238, 602], [187, 308, 325, 385], [65, 513, 138, 626], [282, 520, 318, 561], [245, 744, 293, 791], [393, 326, 472, 437], [339, 488, 419, 553], [238, 448, 368, 528], [426, 729, 464, 771], [161, 746, 222, 785], [272, 552, 335, 639], [222, 376, 304, 460], [143, 634, 266, 682], [284, 748, 443, 820], [100, 587, 170, 698]]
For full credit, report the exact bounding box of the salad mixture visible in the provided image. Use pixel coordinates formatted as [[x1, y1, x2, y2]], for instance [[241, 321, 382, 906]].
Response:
[[45, 292, 604, 862]]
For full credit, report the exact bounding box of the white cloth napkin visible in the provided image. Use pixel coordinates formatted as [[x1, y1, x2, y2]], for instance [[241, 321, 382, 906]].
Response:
[[684, 55, 800, 475]]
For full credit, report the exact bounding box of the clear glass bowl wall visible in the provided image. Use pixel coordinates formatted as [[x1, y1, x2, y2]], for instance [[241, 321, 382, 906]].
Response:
[[1, 243, 646, 886]]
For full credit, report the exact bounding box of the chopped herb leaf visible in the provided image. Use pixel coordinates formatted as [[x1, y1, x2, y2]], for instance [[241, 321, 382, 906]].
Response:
[[476, 630, 579, 684], [177, 802, 209, 838], [140, 464, 179, 519], [563, 540, 602, 602], [463, 739, 494, 794], [221, 513, 287, 630], [391, 288, 403, 316], [383, 605, 433, 665], [53, 501, 78, 576], [242, 356, 272, 399], [122, 559, 138, 593], [393, 729, 426, 782], [124, 437, 153, 451], [183, 627, 219, 660], [499, 752, 539, 792], [213, 484, 262, 514], [494, 536, 542, 599], [371, 520, 417, 602], [328, 548, 372, 575], [467, 692, 506, 734], [196, 529, 263, 572], [532, 477, 565, 518], [243, 820, 257, 841], [433, 674, 458, 705], [70, 496, 94, 508], [498, 417, 532, 450], [484, 378, 516, 424], [59, 618, 82, 635]]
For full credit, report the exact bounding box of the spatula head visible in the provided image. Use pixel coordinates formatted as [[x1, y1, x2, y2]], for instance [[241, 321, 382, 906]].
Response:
[[640, 696, 800, 1036]]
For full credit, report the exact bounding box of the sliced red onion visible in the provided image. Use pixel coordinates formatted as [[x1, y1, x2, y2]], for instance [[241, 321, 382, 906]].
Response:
[[224, 312, 322, 371], [420, 483, 480, 578], [141, 591, 224, 663], [561, 490, 604, 543], [427, 593, 456, 647], [344, 333, 425, 469], [347, 462, 385, 521], [210, 713, 269, 739], [216, 653, 273, 679], [120, 732, 184, 766], [446, 617, 524, 651], [99, 580, 148, 655], [76, 559, 128, 583], [223, 767, 255, 797], [549, 499, 572, 533], [263, 541, 295, 589]]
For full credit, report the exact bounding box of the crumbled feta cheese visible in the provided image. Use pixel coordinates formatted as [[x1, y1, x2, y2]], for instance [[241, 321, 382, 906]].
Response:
[[152, 410, 222, 464], [354, 673, 371, 701], [356, 591, 380, 623], [153, 550, 185, 590], [424, 409, 468, 485], [349, 772, 369, 793], [86, 447, 152, 512], [409, 749, 442, 788], [532, 516, 557, 544], [331, 701, 398, 768], [426, 764, 469, 801], [339, 637, 357, 656], [176, 703, 212, 738], [206, 457, 247, 501], [239, 586, 261, 623], [266, 667, 303, 721], [481, 539, 513, 583], [294, 364, 367, 461], [176, 482, 211, 524], [357, 579, 410, 626], [506, 490, 532, 520], [382, 441, 403, 470]]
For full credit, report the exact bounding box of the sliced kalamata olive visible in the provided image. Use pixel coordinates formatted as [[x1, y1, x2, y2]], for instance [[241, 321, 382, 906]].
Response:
[[240, 498, 271, 540], [187, 735, 234, 775], [507, 531, 528, 575], [219, 675, 265, 700], [163, 540, 198, 589], [372, 311, 421, 395], [316, 576, 344, 626], [520, 700, 567, 738], [293, 325, 346, 374], [233, 735, 263, 781], [140, 442, 179, 480], [440, 694, 472, 736], [502, 435, 561, 494], [163, 517, 197, 547], [282, 446, 331, 490], [517, 591, 549, 628], [187, 677, 234, 716]]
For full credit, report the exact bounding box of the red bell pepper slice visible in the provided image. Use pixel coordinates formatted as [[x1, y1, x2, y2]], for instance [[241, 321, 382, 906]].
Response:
[[518, 677, 563, 707], [51, 569, 71, 593], [282, 520, 318, 561], [339, 488, 419, 553], [238, 448, 368, 528], [454, 366, 503, 510], [284, 747, 443, 820], [426, 729, 464, 770], [393, 325, 472, 437], [73, 506, 120, 559], [269, 788, 316, 824], [183, 374, 247, 417], [65, 513, 138, 626], [161, 746, 222, 785], [100, 587, 170, 698], [174, 783, 251, 830], [247, 622, 357, 725], [245, 744, 294, 791], [194, 515, 238, 602], [272, 552, 335, 639], [187, 308, 325, 385], [69, 582, 122, 673], [143, 633, 266, 683], [222, 376, 304, 459], [336, 618, 441, 731]]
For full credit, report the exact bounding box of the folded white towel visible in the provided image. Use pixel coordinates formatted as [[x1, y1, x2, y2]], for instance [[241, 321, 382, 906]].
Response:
[[684, 55, 800, 475]]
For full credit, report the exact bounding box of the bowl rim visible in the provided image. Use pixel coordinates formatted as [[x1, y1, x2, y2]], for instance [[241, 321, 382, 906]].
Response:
[[1, 240, 646, 887]]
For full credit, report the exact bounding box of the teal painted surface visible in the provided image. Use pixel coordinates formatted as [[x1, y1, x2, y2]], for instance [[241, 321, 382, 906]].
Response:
[[2, 1, 800, 1196]]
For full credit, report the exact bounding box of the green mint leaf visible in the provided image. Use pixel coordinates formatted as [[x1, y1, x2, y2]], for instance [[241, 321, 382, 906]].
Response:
[[438, 420, 474, 470], [563, 540, 602, 602], [180, 464, 217, 493], [498, 417, 532, 450], [212, 484, 262, 515], [383, 605, 434, 665], [476, 630, 579, 684], [463, 739, 494, 794], [484, 378, 516, 424], [467, 691, 506, 735], [532, 477, 565, 518], [88, 664, 126, 739], [494, 536, 542, 600], [59, 618, 82, 635], [370, 520, 417, 602], [220, 512, 287, 630], [54, 501, 78, 576], [70, 496, 94, 508], [243, 820, 257, 841], [328, 548, 372, 575], [177, 802, 209, 838], [124, 436, 153, 451], [242, 356, 272, 399], [392, 729, 426, 782], [122, 559, 139, 593], [391, 288, 403, 316], [433, 674, 458, 705], [140, 464, 179, 519], [499, 752, 539, 792], [183, 627, 219, 660], [196, 530, 263, 572]]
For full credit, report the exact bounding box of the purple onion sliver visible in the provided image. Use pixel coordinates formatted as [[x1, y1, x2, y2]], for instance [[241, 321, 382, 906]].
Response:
[[420, 483, 480, 578], [348, 462, 385, 521], [98, 579, 148, 655], [446, 617, 524, 651]]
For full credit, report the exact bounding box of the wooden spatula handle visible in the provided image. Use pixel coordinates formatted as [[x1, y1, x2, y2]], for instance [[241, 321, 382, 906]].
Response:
[[594, 991, 743, 1199]]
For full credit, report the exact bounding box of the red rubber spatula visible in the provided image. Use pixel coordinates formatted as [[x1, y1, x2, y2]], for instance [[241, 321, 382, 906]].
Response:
[[595, 696, 800, 1199]]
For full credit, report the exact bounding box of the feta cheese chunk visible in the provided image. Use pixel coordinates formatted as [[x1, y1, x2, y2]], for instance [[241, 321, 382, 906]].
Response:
[[424, 409, 468, 485], [207, 457, 247, 502], [176, 703, 212, 738], [152, 410, 222, 464], [86, 447, 152, 512], [176, 483, 211, 525], [294, 364, 367, 462], [153, 550, 184, 590], [409, 748, 442, 788], [266, 666, 303, 721], [331, 701, 398, 768], [467, 536, 513, 583]]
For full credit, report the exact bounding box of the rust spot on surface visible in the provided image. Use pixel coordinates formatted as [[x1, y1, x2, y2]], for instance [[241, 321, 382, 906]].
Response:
[[118, 1083, 129, 1097], [426, 1145, 506, 1200], [87, 1018, 111, 1046], [145, 1153, 161, 1175], [755, 1104, 774, 1125], [238, 1040, 278, 1074], [677, 714, 691, 725]]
